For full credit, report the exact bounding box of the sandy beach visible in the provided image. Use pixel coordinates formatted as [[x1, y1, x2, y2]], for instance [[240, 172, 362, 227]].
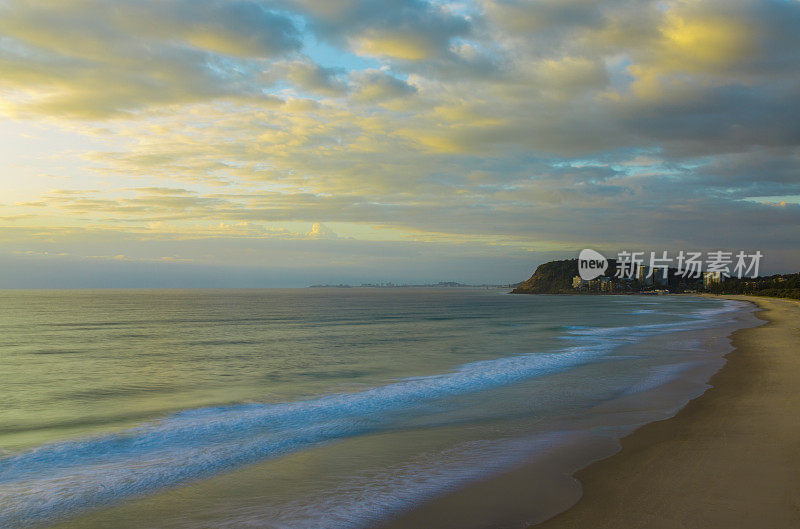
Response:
[[535, 295, 800, 529]]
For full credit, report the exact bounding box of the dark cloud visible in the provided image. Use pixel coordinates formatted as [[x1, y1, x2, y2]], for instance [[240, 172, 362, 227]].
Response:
[[0, 0, 302, 116], [1, 0, 799, 279], [350, 69, 417, 101], [286, 0, 473, 60], [283, 61, 348, 95]]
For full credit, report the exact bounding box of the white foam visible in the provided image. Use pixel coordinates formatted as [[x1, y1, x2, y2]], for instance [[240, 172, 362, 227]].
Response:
[[0, 298, 744, 528]]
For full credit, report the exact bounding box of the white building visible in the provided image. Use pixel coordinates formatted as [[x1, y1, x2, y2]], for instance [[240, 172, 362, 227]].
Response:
[[703, 271, 723, 288], [637, 265, 654, 286]]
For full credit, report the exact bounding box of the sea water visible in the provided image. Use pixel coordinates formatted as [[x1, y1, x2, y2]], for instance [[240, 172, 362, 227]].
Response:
[[0, 289, 756, 528]]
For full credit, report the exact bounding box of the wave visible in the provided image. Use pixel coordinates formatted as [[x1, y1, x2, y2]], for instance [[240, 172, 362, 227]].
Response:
[[0, 299, 745, 528]]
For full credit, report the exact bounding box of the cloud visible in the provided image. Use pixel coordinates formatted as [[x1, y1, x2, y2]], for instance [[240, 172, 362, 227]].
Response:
[[0, 0, 302, 117], [1, 0, 800, 281], [350, 69, 417, 101], [283, 61, 348, 96], [287, 0, 473, 61], [306, 222, 339, 239]]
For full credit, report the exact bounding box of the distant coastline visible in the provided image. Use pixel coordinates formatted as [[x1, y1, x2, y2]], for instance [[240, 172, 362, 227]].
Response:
[[308, 281, 519, 289]]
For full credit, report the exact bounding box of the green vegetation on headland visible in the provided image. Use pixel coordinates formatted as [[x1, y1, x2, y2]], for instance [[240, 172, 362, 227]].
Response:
[[509, 259, 676, 294], [702, 274, 800, 300], [511, 259, 800, 299], [510, 260, 605, 294]]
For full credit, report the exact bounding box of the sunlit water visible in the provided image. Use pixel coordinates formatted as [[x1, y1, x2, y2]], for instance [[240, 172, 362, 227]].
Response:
[[0, 289, 755, 528]]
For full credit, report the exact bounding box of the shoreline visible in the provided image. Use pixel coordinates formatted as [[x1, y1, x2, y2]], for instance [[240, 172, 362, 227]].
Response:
[[533, 295, 800, 528], [28, 295, 787, 529], [376, 295, 759, 529]]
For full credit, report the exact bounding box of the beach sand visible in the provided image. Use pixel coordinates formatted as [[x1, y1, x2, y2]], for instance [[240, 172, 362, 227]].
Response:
[[534, 295, 800, 529]]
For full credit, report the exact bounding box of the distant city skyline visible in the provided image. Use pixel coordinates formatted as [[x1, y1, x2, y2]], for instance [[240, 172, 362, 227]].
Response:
[[1, 0, 799, 288]]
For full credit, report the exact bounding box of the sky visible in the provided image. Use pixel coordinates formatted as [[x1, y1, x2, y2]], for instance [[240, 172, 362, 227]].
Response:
[[1, 0, 799, 288]]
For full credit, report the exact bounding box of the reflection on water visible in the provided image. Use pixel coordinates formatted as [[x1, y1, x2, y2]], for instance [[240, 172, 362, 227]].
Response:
[[0, 289, 752, 528]]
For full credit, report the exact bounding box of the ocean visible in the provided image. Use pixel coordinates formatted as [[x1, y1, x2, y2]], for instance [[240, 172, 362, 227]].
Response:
[[0, 289, 757, 529]]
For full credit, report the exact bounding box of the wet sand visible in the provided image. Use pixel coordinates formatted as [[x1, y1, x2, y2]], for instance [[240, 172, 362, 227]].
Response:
[[378, 296, 761, 529], [535, 295, 800, 529]]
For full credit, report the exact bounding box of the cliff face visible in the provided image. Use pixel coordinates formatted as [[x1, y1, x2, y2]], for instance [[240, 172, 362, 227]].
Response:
[[511, 258, 618, 294], [511, 259, 578, 294]]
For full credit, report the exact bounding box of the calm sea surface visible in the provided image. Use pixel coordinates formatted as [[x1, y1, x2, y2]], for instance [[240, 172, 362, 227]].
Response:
[[0, 289, 754, 528]]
